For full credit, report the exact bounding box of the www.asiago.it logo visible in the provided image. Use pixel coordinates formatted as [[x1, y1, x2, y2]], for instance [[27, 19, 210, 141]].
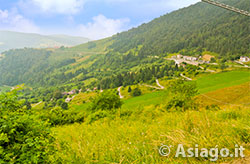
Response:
[[159, 144, 245, 162]]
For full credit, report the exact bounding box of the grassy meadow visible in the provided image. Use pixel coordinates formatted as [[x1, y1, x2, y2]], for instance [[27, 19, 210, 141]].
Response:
[[51, 70, 250, 163], [53, 105, 250, 163], [196, 71, 250, 94]]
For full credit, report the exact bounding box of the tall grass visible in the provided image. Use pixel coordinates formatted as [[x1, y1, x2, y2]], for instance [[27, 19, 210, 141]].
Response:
[[53, 105, 250, 163]]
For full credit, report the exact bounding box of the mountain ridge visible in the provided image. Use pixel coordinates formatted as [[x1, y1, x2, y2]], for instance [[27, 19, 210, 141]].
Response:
[[0, 30, 90, 53]]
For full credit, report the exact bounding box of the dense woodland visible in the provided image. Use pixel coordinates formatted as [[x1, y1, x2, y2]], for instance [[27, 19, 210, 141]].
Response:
[[110, 0, 250, 57]]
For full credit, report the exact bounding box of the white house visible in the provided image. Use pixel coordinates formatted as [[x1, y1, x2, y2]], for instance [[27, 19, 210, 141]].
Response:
[[177, 54, 183, 59], [183, 56, 197, 61], [190, 57, 197, 61], [65, 97, 72, 103], [65, 96, 75, 103], [240, 56, 250, 62]]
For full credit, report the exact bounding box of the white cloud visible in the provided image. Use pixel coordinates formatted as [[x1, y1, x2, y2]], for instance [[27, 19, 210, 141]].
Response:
[[18, 0, 200, 16], [29, 0, 86, 15], [0, 9, 40, 33], [78, 15, 130, 40], [0, 10, 8, 19]]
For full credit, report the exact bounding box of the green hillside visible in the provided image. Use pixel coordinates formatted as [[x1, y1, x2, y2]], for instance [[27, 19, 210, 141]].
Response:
[[0, 0, 249, 89], [110, 0, 250, 57], [0, 31, 90, 52]]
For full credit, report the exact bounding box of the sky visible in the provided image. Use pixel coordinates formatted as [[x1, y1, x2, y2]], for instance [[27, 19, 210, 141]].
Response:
[[0, 0, 200, 40]]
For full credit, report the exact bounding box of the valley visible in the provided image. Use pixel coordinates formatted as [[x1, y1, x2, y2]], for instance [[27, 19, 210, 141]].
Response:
[[0, 0, 249, 163]]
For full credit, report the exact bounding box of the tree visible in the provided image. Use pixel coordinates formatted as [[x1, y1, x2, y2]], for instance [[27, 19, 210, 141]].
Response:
[[43, 102, 48, 109], [60, 102, 68, 110], [24, 99, 32, 110], [128, 86, 132, 92], [166, 80, 198, 111], [210, 57, 216, 63], [219, 62, 228, 71], [132, 88, 142, 97], [90, 91, 123, 111], [57, 99, 64, 106], [53, 90, 62, 100]]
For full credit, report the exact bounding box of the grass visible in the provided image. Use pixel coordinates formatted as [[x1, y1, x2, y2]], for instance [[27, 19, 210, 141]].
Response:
[[120, 85, 156, 99], [195, 71, 250, 94], [122, 91, 167, 110], [197, 82, 250, 107], [119, 70, 250, 111], [53, 105, 250, 163]]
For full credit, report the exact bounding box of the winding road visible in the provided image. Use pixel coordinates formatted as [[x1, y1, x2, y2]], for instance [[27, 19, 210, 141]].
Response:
[[118, 86, 124, 99], [142, 79, 165, 90], [180, 74, 192, 81], [156, 79, 165, 89]]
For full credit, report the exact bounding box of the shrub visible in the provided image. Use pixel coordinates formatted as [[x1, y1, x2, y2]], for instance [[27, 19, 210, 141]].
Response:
[[132, 88, 142, 97], [165, 80, 198, 111], [210, 57, 216, 63], [60, 102, 68, 110], [205, 104, 221, 111], [89, 91, 123, 111], [0, 91, 56, 163], [39, 107, 84, 126], [128, 86, 132, 93], [86, 110, 111, 124], [53, 90, 62, 100]]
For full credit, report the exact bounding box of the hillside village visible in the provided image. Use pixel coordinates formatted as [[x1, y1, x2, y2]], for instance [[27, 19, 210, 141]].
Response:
[[170, 54, 215, 66], [167, 54, 250, 67], [60, 53, 250, 103]]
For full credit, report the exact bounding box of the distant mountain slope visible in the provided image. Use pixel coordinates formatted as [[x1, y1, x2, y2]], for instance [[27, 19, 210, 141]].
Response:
[[109, 0, 250, 57], [0, 31, 90, 52], [0, 0, 249, 87]]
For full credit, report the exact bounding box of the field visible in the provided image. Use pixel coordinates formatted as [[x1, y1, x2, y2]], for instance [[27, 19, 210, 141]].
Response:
[[52, 70, 250, 163], [197, 82, 250, 107], [67, 70, 250, 112], [54, 104, 250, 163], [120, 70, 250, 110], [195, 70, 250, 94]]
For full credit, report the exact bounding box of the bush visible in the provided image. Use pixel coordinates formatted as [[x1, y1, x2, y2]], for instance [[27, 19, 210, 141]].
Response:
[[86, 110, 111, 124], [39, 107, 84, 126], [128, 86, 132, 93], [165, 80, 198, 111], [205, 104, 221, 111], [132, 88, 142, 97], [0, 91, 56, 163], [60, 102, 68, 110], [53, 90, 62, 100], [89, 91, 123, 111], [210, 57, 216, 63]]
